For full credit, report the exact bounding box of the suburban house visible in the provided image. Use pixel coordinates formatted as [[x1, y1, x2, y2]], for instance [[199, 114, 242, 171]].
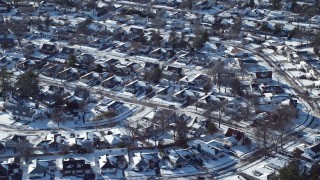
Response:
[[162, 66, 185, 82], [167, 150, 189, 169], [5, 135, 27, 149], [99, 150, 128, 174], [197, 94, 227, 107], [132, 152, 161, 172], [11, 106, 37, 121], [56, 68, 80, 81], [58, 47, 77, 59], [113, 64, 132, 76], [156, 86, 175, 99], [101, 75, 124, 89], [179, 74, 210, 88], [28, 159, 56, 179], [172, 89, 196, 103], [0, 160, 22, 180], [125, 80, 150, 94], [79, 72, 101, 85], [36, 133, 68, 150], [144, 62, 161, 72], [40, 43, 58, 55], [191, 140, 224, 160], [224, 128, 248, 146], [62, 157, 93, 176], [250, 71, 273, 83], [305, 142, 320, 158], [259, 84, 285, 94]]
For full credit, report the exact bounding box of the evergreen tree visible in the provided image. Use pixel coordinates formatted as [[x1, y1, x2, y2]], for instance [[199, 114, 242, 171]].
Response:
[[277, 160, 305, 180]]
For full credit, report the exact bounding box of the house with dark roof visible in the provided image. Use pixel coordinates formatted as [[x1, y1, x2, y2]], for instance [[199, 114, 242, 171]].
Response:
[[36, 134, 68, 150], [58, 47, 77, 59], [12, 106, 36, 121], [0, 161, 22, 180], [125, 80, 150, 95], [56, 67, 80, 81], [28, 159, 56, 179], [101, 75, 124, 89], [224, 128, 248, 146], [144, 62, 160, 72], [167, 150, 189, 169], [305, 142, 320, 158], [5, 135, 27, 149], [172, 88, 196, 103], [99, 154, 128, 174], [251, 71, 272, 83], [156, 86, 175, 99], [40, 43, 58, 55], [62, 157, 93, 176]]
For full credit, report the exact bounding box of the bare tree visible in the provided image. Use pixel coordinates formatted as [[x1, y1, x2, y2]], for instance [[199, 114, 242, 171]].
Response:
[[205, 100, 228, 128], [254, 121, 272, 157], [151, 108, 175, 135], [207, 61, 226, 92], [52, 107, 65, 127], [17, 140, 34, 161]]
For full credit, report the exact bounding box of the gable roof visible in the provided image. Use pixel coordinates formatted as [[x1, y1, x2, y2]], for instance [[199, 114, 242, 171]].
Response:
[[225, 128, 245, 142], [62, 157, 91, 171], [10, 135, 27, 143], [310, 143, 320, 154]]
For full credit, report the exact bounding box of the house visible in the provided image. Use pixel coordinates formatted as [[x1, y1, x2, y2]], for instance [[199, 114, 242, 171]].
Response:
[[126, 62, 141, 73], [179, 74, 210, 88], [107, 101, 124, 112], [224, 128, 248, 146], [144, 62, 161, 72], [197, 94, 227, 107], [62, 157, 93, 176], [192, 140, 224, 160], [259, 84, 285, 94], [156, 86, 175, 99], [16, 59, 46, 71], [21, 42, 37, 56], [132, 152, 161, 172], [172, 89, 196, 103], [56, 68, 79, 81], [162, 66, 185, 81], [36, 134, 68, 150], [251, 71, 272, 83], [79, 72, 101, 85], [11, 106, 36, 121], [101, 75, 124, 89], [28, 159, 56, 179], [41, 63, 65, 78], [104, 135, 123, 147], [113, 64, 132, 76], [305, 142, 320, 158], [167, 150, 189, 169], [78, 53, 94, 63], [103, 58, 120, 71], [5, 135, 27, 149], [128, 42, 151, 55], [40, 43, 58, 55], [0, 161, 22, 180], [99, 149, 128, 174], [58, 47, 77, 59], [125, 80, 150, 94], [47, 85, 65, 96]]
